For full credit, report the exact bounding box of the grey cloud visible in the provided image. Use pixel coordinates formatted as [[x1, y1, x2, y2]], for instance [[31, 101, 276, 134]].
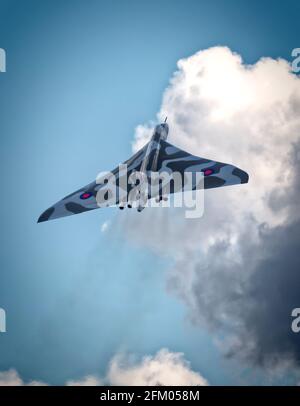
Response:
[[168, 142, 300, 373]]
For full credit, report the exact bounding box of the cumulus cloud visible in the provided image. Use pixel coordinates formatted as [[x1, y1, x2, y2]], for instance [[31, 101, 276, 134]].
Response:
[[0, 349, 207, 386], [107, 349, 208, 386], [118, 47, 300, 374], [0, 369, 47, 386]]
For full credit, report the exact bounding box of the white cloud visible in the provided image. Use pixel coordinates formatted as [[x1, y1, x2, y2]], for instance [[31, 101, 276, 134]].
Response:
[[132, 46, 300, 229], [107, 348, 208, 386], [0, 349, 207, 386], [0, 369, 47, 386]]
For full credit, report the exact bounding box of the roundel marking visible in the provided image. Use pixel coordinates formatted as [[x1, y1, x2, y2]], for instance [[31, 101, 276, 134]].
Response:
[[80, 192, 92, 200], [203, 168, 213, 176]]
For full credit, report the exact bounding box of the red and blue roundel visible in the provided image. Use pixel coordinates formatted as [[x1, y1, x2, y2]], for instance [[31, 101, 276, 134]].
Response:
[[80, 192, 93, 200], [202, 168, 214, 176]]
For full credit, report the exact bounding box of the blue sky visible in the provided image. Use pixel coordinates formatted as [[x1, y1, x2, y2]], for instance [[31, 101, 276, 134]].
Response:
[[0, 0, 299, 385]]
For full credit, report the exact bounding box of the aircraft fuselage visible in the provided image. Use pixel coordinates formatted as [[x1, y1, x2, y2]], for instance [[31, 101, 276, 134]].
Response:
[[136, 123, 169, 211]]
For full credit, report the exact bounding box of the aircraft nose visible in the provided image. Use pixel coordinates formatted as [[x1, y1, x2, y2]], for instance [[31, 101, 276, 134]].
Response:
[[162, 123, 169, 133]]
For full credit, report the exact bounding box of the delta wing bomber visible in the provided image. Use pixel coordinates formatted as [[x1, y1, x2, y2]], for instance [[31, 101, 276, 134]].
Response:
[[38, 120, 248, 223]]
